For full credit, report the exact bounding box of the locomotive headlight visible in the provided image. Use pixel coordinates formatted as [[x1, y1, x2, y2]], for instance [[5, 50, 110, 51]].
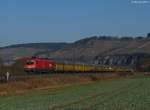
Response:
[[49, 64, 52, 67]]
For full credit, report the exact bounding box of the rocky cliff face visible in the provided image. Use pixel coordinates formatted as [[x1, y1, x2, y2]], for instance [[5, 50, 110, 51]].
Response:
[[94, 53, 150, 67]]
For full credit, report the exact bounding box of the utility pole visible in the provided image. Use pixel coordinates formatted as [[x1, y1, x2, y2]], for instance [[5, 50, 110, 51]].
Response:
[[73, 48, 76, 71]]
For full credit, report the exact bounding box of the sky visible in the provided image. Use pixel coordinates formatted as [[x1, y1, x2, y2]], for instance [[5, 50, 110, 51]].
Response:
[[0, 0, 150, 46]]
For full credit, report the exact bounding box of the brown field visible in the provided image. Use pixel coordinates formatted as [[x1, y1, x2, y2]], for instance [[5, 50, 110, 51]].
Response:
[[0, 73, 121, 96]]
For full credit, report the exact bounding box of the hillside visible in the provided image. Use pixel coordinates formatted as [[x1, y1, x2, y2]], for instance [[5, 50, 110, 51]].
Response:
[[0, 43, 68, 63], [1, 42, 68, 50], [1, 36, 150, 67], [42, 37, 150, 66]]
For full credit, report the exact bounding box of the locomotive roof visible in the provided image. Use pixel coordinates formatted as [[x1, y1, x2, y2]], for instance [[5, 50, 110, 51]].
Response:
[[31, 57, 53, 61]]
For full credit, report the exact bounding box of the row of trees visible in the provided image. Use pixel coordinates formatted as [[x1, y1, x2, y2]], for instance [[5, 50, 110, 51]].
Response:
[[77, 33, 150, 41], [147, 33, 150, 38]]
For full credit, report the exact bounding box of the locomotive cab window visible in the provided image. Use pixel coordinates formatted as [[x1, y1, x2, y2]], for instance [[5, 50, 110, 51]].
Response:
[[26, 60, 35, 65]]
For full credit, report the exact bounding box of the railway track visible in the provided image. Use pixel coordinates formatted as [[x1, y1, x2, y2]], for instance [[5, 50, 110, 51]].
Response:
[[0, 72, 133, 83]]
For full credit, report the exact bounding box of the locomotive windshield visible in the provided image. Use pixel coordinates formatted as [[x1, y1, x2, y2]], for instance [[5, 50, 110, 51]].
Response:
[[26, 60, 35, 65]]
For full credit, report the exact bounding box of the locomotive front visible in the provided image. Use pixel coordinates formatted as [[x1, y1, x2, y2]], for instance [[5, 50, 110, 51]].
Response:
[[24, 59, 36, 72], [24, 57, 56, 73]]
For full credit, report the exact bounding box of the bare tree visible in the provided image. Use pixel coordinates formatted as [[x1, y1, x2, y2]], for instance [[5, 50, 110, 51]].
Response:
[[0, 57, 2, 68], [0, 57, 4, 75]]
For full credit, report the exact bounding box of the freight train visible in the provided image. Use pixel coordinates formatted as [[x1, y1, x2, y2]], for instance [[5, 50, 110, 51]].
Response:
[[24, 57, 132, 73]]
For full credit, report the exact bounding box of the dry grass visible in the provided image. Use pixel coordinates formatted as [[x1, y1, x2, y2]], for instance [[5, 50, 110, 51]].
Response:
[[0, 74, 121, 96]]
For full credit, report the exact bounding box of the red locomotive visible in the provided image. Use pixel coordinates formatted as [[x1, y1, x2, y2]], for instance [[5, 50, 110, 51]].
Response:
[[24, 57, 56, 73]]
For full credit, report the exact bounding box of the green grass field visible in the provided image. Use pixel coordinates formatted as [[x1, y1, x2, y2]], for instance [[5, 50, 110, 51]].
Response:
[[0, 76, 150, 110]]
